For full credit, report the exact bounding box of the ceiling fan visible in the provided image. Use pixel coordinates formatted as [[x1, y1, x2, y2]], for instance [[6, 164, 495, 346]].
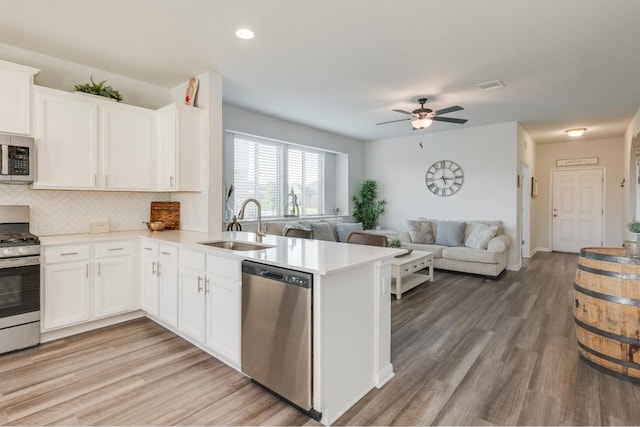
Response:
[[377, 98, 468, 130]]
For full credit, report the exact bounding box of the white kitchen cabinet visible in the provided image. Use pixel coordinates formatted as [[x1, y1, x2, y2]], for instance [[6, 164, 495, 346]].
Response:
[[157, 244, 179, 328], [94, 240, 135, 318], [42, 244, 91, 330], [0, 59, 39, 135], [178, 249, 207, 342], [101, 104, 153, 190], [205, 254, 241, 366], [141, 241, 160, 316], [154, 104, 203, 191], [33, 86, 99, 189], [33, 86, 154, 190]]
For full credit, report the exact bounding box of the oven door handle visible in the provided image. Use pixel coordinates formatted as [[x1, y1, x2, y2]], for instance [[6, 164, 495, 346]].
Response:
[[0, 256, 40, 269]]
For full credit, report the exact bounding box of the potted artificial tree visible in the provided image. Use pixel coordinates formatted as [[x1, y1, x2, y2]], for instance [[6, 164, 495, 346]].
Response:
[[352, 179, 387, 230]]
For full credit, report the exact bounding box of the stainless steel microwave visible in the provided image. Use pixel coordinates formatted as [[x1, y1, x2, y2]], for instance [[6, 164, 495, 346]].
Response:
[[0, 134, 34, 184]]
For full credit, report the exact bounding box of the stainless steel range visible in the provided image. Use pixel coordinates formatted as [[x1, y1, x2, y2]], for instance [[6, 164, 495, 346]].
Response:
[[0, 205, 40, 355]]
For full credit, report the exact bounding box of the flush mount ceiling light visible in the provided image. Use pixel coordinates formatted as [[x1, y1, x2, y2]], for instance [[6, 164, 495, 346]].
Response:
[[411, 118, 433, 130], [565, 128, 587, 137], [235, 28, 255, 39]]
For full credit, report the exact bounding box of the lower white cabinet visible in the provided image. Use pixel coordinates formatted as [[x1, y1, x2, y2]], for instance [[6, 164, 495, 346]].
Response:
[[43, 247, 91, 330], [94, 241, 134, 318], [141, 241, 160, 316], [173, 249, 241, 366], [42, 240, 137, 332], [157, 245, 179, 328]]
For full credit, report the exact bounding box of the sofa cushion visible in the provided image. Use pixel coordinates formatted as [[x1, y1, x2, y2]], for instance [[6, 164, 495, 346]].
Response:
[[464, 220, 503, 241], [465, 223, 498, 249], [436, 221, 466, 247], [336, 222, 364, 242], [402, 242, 446, 258], [442, 246, 502, 264], [407, 220, 435, 244], [310, 222, 336, 241]]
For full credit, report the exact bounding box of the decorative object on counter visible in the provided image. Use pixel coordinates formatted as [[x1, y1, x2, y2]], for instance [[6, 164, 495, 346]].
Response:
[[185, 76, 199, 106], [227, 215, 242, 231], [285, 187, 300, 217], [74, 75, 123, 102], [150, 202, 180, 230], [225, 183, 234, 221], [145, 221, 166, 232], [352, 179, 386, 230]]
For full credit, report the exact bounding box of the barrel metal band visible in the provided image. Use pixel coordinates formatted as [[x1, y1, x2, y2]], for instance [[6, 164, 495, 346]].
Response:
[[577, 340, 640, 370], [580, 249, 640, 265], [577, 263, 640, 280], [579, 355, 640, 384], [574, 282, 640, 307], [575, 318, 640, 346]]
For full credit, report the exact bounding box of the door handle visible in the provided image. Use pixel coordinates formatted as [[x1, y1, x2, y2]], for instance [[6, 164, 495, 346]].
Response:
[[197, 276, 203, 293]]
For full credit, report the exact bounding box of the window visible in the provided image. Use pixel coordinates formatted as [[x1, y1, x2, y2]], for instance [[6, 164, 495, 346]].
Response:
[[232, 133, 325, 219]]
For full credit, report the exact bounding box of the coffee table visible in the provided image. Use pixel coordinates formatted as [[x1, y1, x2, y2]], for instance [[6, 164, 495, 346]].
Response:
[[389, 250, 433, 299]]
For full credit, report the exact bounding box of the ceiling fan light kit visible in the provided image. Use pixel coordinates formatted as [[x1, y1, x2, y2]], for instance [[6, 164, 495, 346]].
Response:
[[412, 118, 433, 130], [377, 97, 468, 131], [565, 128, 586, 137]]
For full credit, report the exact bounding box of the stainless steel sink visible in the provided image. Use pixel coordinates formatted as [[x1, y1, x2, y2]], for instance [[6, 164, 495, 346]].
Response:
[[198, 240, 273, 251]]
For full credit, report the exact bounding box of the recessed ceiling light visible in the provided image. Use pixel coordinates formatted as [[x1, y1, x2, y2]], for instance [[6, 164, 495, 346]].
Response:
[[235, 28, 255, 40], [565, 128, 586, 137]]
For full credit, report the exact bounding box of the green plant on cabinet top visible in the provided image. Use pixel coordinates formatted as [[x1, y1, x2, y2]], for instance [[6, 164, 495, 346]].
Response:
[[74, 75, 123, 102], [352, 179, 387, 230]]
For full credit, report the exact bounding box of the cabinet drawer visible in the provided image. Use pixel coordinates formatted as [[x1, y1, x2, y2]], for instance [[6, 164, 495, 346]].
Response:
[[43, 244, 91, 264], [180, 248, 205, 270], [206, 254, 241, 281], [158, 244, 178, 263], [95, 240, 133, 258], [141, 241, 159, 257]]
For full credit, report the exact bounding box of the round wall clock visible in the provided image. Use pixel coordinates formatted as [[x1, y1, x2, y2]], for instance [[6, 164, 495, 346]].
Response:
[[425, 160, 464, 197]]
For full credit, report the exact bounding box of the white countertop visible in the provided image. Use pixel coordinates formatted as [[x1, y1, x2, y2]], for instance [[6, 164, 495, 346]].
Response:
[[40, 229, 405, 275]]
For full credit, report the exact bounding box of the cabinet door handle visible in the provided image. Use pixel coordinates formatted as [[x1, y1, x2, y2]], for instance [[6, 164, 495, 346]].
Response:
[[143, 247, 153, 251], [97, 262, 101, 276], [160, 251, 171, 255], [157, 262, 161, 276], [204, 277, 210, 294], [61, 252, 79, 256], [152, 261, 156, 275], [85, 263, 89, 278], [197, 276, 203, 293], [105, 175, 109, 186], [170, 176, 175, 187], [108, 247, 123, 251], [94, 174, 97, 186]]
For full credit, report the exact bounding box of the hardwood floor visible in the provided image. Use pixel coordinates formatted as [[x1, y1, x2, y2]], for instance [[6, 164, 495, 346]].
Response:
[[2, 251, 640, 425]]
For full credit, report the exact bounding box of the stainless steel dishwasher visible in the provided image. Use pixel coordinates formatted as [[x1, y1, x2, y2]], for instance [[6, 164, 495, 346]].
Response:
[[241, 260, 320, 420]]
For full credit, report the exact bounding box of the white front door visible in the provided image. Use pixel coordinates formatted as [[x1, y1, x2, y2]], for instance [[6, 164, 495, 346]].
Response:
[[552, 168, 603, 253]]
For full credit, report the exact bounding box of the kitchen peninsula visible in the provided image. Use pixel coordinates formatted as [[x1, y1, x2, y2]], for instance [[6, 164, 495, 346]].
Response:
[[39, 229, 404, 425]]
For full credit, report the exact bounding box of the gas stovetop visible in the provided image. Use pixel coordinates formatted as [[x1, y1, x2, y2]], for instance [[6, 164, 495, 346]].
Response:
[[0, 232, 39, 246], [0, 206, 40, 258]]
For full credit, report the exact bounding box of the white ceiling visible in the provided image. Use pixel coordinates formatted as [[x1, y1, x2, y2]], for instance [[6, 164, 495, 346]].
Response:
[[1, 0, 639, 144]]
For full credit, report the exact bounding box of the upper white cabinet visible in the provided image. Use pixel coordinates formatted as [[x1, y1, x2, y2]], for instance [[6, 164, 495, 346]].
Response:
[[101, 103, 153, 190], [0, 59, 39, 135], [33, 87, 99, 188], [154, 104, 203, 191]]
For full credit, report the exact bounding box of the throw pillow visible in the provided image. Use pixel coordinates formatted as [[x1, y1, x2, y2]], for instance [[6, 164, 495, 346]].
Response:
[[336, 222, 364, 242], [310, 222, 336, 241], [436, 221, 466, 247], [465, 223, 498, 249], [406, 220, 435, 244]]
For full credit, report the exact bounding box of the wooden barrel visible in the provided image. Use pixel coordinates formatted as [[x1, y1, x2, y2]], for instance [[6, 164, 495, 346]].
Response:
[[575, 247, 640, 381]]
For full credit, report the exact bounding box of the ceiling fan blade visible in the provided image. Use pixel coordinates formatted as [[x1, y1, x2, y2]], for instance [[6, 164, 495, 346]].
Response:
[[432, 116, 468, 124], [392, 109, 415, 116], [434, 105, 464, 115], [376, 118, 411, 125]]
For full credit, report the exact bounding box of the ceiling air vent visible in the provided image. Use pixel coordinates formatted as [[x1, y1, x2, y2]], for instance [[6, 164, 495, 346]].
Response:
[[476, 80, 505, 91]]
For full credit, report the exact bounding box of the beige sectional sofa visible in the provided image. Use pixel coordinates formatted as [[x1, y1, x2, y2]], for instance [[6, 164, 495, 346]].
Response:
[[397, 219, 511, 277]]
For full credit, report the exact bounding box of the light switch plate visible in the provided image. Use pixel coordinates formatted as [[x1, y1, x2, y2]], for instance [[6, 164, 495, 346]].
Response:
[[90, 217, 109, 234]]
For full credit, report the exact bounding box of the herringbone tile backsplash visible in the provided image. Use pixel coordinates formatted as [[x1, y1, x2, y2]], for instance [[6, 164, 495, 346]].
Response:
[[0, 184, 171, 235]]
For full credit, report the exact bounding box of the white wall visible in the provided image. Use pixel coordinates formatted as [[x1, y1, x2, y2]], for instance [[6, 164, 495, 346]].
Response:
[[222, 104, 365, 227], [518, 125, 537, 256], [364, 122, 520, 270], [535, 137, 625, 250]]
